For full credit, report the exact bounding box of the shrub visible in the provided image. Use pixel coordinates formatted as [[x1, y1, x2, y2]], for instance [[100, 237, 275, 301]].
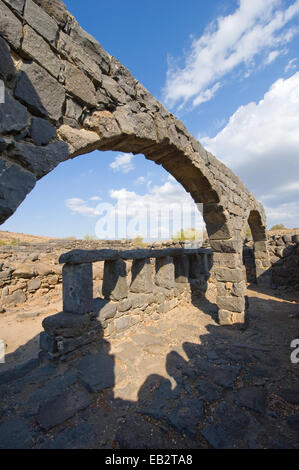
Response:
[[270, 224, 286, 231]]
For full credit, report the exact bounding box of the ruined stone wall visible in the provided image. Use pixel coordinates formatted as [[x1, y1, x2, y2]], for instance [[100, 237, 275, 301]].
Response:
[[0, 0, 270, 326], [39, 246, 213, 360], [244, 233, 299, 290], [0, 239, 212, 311]]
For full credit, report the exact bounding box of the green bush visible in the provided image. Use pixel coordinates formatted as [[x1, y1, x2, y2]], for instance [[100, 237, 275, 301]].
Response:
[[270, 224, 286, 231], [172, 228, 202, 242]]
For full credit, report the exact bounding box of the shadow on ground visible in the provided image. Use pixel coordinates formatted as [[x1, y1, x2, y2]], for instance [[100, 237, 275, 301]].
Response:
[[0, 286, 298, 449]]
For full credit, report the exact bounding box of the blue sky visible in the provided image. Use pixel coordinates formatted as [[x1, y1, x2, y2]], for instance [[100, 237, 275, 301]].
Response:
[[2, 0, 299, 239]]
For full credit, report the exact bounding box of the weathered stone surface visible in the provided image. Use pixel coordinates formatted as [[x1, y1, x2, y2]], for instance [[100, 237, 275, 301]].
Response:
[[37, 386, 92, 430], [62, 263, 93, 314], [0, 1, 23, 50], [34, 263, 54, 276], [235, 387, 266, 415], [0, 91, 29, 133], [73, 350, 114, 392], [174, 255, 190, 283], [22, 25, 62, 78], [214, 267, 245, 283], [0, 137, 6, 152], [189, 254, 202, 278], [42, 311, 90, 338], [29, 117, 56, 146], [59, 249, 119, 264], [24, 0, 58, 46], [93, 299, 117, 323], [130, 258, 153, 293], [14, 141, 69, 178], [57, 125, 100, 156], [102, 259, 128, 301], [32, 0, 68, 26], [217, 296, 245, 313], [12, 263, 35, 278], [3, 0, 25, 14], [0, 158, 36, 224], [14, 62, 65, 121], [64, 62, 97, 106], [0, 36, 15, 81], [2, 288, 26, 305], [218, 309, 245, 326], [0, 418, 33, 449], [155, 256, 175, 290], [58, 32, 102, 83], [69, 18, 110, 74]]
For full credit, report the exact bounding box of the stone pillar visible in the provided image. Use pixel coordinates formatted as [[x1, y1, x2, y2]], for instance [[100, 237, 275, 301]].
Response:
[[130, 258, 153, 293], [201, 253, 209, 275], [210, 240, 247, 326], [254, 240, 272, 287], [189, 254, 202, 279], [62, 262, 93, 314], [174, 255, 189, 283], [155, 256, 175, 289], [102, 258, 128, 301]]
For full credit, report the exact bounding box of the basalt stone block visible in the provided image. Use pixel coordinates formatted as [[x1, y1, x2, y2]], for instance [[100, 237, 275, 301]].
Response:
[[69, 18, 110, 74], [93, 299, 117, 323], [22, 25, 62, 78], [3, 0, 25, 14], [217, 296, 245, 313], [174, 255, 189, 283], [155, 256, 175, 290], [42, 312, 90, 338], [24, 0, 58, 46], [130, 258, 153, 293], [14, 141, 69, 179], [0, 158, 36, 224], [218, 309, 245, 326], [37, 386, 93, 431], [62, 263, 93, 314], [0, 91, 29, 133], [0, 36, 15, 81], [40, 331, 58, 354], [0, 418, 33, 449], [102, 258, 128, 301], [59, 249, 119, 264], [0, 1, 23, 50], [14, 62, 65, 122], [0, 137, 7, 152], [214, 267, 245, 283], [32, 0, 69, 27], [189, 254, 202, 279], [58, 32, 102, 84], [64, 62, 97, 106], [29, 117, 56, 146]]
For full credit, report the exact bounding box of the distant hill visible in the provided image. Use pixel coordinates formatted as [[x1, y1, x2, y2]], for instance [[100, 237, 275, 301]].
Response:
[[0, 231, 56, 245]]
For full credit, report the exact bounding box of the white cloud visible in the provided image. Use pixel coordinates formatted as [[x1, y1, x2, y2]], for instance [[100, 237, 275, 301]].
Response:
[[164, 0, 299, 109], [201, 72, 299, 228], [65, 198, 101, 217], [265, 49, 282, 64], [109, 153, 134, 173], [285, 57, 297, 72], [135, 176, 145, 184], [94, 181, 205, 240], [89, 196, 102, 201]]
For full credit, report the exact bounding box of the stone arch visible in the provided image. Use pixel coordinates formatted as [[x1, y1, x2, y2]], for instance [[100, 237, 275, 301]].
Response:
[[0, 0, 270, 325], [247, 209, 272, 287]]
